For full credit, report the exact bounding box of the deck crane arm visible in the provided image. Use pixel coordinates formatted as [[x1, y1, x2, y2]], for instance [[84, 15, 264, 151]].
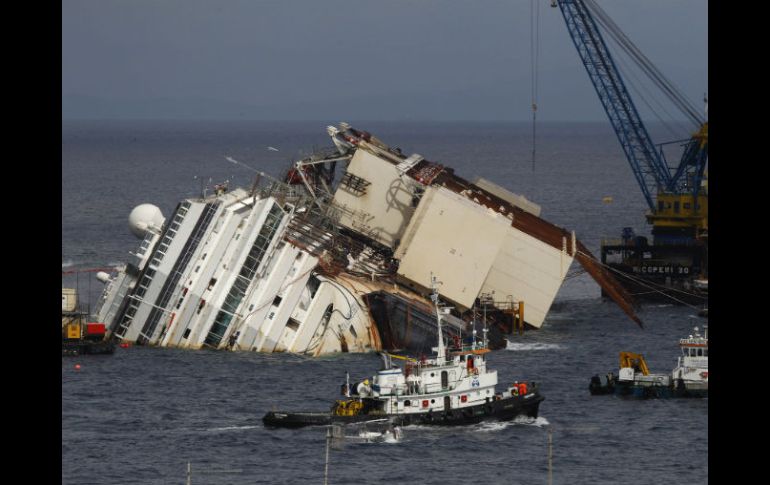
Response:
[[552, 0, 708, 216], [619, 351, 650, 376]]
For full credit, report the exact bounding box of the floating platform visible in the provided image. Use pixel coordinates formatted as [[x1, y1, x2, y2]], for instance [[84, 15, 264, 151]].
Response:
[[62, 339, 116, 356]]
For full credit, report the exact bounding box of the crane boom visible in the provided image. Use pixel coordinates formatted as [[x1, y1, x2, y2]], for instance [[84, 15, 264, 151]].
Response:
[[553, 0, 708, 235], [554, 0, 671, 212]]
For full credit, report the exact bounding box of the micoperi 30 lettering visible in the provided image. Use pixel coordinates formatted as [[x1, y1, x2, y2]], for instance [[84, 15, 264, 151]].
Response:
[[632, 266, 690, 274]]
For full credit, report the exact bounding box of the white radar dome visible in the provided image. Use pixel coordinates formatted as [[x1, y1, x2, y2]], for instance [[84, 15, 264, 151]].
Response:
[[128, 204, 165, 239]]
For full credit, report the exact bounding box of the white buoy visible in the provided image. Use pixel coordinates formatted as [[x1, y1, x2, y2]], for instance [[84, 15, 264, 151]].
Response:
[[95, 271, 111, 284]]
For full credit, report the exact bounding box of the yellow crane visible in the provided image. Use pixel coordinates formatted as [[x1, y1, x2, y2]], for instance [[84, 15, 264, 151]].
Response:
[[619, 352, 650, 376]]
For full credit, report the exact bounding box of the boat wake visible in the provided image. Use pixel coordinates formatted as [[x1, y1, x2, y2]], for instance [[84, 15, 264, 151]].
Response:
[[478, 415, 550, 432], [403, 416, 550, 433], [356, 429, 402, 444], [206, 424, 261, 432], [506, 341, 564, 351], [522, 416, 550, 427]]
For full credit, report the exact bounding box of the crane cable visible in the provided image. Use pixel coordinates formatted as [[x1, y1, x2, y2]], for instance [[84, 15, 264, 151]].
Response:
[[575, 250, 707, 309], [530, 0, 540, 172], [608, 40, 690, 141], [583, 0, 704, 128]]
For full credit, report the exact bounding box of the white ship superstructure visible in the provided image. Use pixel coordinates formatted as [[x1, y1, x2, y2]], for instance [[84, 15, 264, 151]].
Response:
[[94, 123, 641, 354], [671, 326, 708, 391], [96, 187, 375, 354]]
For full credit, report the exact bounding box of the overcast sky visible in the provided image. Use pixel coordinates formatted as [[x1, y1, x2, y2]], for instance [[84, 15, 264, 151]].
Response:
[[62, 0, 708, 121]]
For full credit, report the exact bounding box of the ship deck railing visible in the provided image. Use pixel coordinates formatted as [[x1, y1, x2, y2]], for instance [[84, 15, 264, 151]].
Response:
[[601, 238, 701, 248]]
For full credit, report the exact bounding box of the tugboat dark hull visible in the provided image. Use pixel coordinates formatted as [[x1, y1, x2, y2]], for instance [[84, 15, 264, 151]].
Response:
[[263, 393, 544, 429]]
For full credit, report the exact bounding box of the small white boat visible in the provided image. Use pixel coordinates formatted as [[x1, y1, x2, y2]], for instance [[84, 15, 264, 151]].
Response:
[[590, 326, 708, 398]]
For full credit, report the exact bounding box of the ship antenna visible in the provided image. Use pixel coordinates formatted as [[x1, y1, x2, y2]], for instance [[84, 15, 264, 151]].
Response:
[[472, 304, 477, 351], [480, 292, 491, 349], [345, 371, 350, 398], [430, 273, 445, 364]]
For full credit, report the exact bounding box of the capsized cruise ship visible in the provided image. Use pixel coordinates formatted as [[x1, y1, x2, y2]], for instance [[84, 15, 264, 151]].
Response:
[[94, 123, 641, 355]]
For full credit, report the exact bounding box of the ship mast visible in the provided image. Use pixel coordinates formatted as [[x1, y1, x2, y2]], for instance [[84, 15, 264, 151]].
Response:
[[430, 273, 446, 364]]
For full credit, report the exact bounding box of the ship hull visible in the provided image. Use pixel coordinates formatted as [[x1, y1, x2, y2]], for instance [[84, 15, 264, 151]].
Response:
[[364, 291, 508, 355], [62, 340, 116, 356], [600, 241, 707, 306], [589, 379, 707, 398], [263, 393, 544, 428]]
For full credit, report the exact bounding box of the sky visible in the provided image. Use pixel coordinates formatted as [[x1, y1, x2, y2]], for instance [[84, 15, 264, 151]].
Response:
[[61, 0, 708, 122]]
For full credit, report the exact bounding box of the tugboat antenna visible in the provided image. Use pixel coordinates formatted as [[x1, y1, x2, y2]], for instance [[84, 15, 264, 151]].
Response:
[[430, 273, 446, 363]]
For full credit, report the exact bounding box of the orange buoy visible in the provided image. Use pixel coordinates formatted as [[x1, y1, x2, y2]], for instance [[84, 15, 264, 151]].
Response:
[[74, 364, 81, 370]]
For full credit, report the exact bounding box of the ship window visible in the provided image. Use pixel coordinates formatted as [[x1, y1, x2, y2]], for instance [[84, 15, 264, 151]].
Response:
[[286, 318, 300, 331], [208, 278, 217, 290], [683, 202, 691, 210], [273, 295, 283, 306], [703, 349, 708, 357], [697, 348, 702, 357], [183, 328, 191, 339], [404, 400, 411, 407], [674, 201, 680, 213], [307, 275, 321, 299]]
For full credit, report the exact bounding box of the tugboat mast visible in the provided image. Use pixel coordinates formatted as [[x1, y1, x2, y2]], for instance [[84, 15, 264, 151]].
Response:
[[430, 273, 446, 364]]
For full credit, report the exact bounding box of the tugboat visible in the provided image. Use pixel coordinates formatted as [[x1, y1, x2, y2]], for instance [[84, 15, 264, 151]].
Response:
[[62, 288, 115, 356], [263, 275, 544, 428], [589, 326, 708, 398]]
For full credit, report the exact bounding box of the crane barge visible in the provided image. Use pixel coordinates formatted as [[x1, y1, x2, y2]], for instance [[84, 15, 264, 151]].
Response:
[[552, 0, 708, 305]]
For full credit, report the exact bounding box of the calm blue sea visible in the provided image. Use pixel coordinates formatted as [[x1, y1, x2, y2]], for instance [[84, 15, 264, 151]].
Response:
[[61, 120, 707, 484]]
